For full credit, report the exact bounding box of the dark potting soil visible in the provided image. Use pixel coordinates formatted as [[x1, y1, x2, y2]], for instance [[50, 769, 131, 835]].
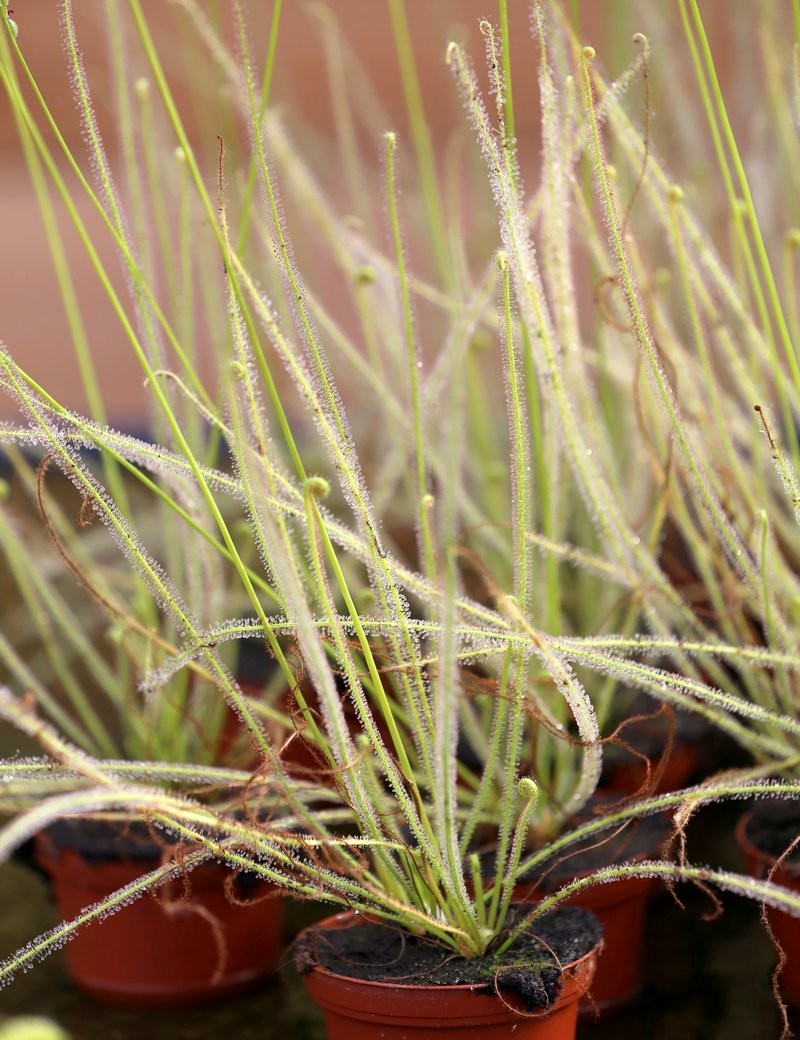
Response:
[[44, 817, 181, 862], [744, 800, 800, 870], [37, 818, 267, 897], [44, 813, 266, 864], [293, 905, 601, 1012]]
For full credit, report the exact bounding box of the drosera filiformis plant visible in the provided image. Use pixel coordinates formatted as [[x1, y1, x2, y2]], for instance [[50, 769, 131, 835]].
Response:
[[2, 5, 800, 1032]]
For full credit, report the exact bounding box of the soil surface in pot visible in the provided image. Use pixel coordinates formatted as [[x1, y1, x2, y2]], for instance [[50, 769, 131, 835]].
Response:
[[294, 905, 601, 1012], [37, 815, 270, 906], [40, 817, 266, 892], [744, 800, 800, 871], [43, 818, 182, 863]]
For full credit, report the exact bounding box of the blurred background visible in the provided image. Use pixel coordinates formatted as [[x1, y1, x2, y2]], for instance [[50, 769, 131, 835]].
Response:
[[0, 1, 772, 428]]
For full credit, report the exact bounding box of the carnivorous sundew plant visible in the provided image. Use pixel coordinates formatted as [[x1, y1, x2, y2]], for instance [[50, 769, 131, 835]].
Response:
[[3, 0, 800, 1004]]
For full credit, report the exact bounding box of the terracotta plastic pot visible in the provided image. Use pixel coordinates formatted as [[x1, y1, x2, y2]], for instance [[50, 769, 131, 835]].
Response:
[[298, 911, 599, 1039], [512, 872, 654, 1014], [736, 811, 800, 1006], [571, 873, 653, 1013], [35, 828, 284, 1008], [512, 806, 665, 1013]]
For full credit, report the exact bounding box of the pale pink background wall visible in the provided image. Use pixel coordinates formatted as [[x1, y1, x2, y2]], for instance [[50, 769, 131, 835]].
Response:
[[0, 2, 759, 427]]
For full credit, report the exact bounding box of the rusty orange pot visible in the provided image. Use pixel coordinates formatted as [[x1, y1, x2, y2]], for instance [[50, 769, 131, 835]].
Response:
[[512, 871, 654, 1014], [296, 909, 601, 1039], [571, 873, 654, 1013], [35, 824, 284, 1008], [736, 811, 800, 1007], [511, 804, 667, 1013]]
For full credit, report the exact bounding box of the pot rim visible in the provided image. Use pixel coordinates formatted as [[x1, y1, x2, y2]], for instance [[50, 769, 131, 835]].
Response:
[[735, 809, 800, 877]]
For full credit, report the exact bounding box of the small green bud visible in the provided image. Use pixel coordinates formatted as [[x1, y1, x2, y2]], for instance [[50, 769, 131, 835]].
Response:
[[304, 476, 330, 499], [134, 78, 150, 101], [355, 265, 376, 286], [667, 184, 684, 204], [174, 146, 187, 165], [583, 46, 596, 62]]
